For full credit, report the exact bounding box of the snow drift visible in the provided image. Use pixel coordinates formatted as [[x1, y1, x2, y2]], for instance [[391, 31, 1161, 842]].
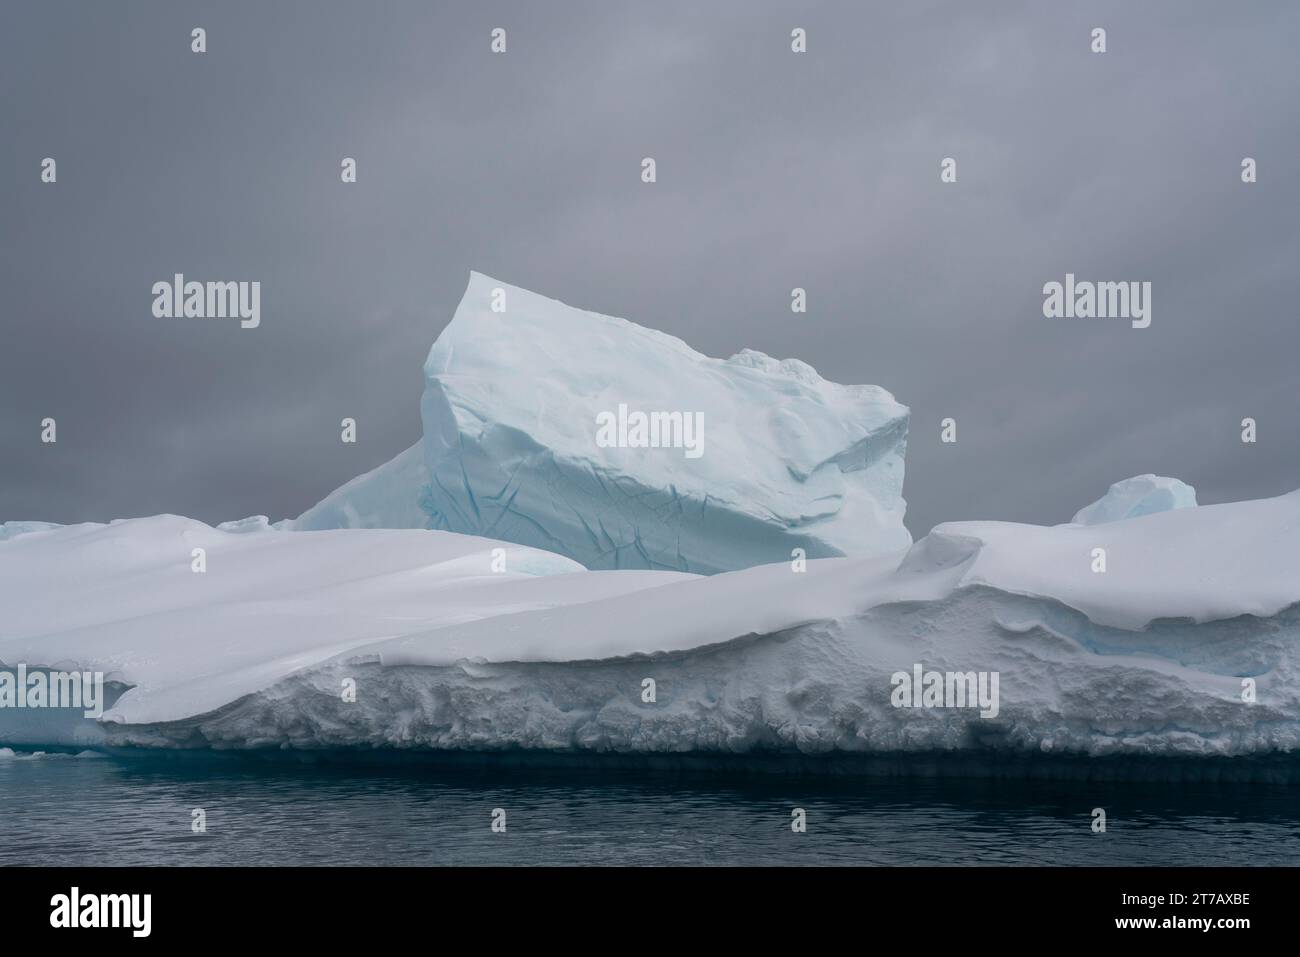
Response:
[[288, 272, 912, 573]]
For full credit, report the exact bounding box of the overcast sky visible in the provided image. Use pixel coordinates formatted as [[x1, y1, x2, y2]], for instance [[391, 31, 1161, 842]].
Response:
[[3, 0, 1297, 537]]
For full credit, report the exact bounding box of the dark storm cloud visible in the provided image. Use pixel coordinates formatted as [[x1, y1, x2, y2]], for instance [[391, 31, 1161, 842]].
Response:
[[2, 0, 1297, 536]]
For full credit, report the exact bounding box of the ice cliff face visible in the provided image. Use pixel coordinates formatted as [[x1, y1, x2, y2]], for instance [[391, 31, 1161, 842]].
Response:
[[1071, 474, 1197, 525], [288, 272, 912, 573], [5, 490, 1300, 771]]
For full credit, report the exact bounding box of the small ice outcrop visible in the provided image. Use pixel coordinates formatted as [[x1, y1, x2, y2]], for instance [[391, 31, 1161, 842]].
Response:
[[1071, 474, 1197, 525], [0, 521, 61, 543], [289, 272, 912, 573], [216, 515, 273, 534]]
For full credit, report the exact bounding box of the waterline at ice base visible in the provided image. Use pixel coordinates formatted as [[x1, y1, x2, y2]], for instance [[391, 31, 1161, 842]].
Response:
[[3, 275, 1297, 781]]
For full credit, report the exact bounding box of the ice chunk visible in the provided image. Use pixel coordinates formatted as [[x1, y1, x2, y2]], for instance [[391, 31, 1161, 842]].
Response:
[[216, 515, 273, 534], [287, 273, 912, 571], [0, 521, 61, 543], [323, 271, 909, 573], [1071, 474, 1197, 525]]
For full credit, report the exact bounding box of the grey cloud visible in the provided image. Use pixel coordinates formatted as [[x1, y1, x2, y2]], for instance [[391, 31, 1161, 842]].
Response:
[[2, 0, 1297, 537]]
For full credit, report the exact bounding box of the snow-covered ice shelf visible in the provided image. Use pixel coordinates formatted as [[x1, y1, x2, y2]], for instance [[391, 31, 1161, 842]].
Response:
[[3, 488, 1298, 762]]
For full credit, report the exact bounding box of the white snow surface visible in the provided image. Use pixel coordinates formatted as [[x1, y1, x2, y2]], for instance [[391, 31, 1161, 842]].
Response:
[[289, 272, 912, 572], [1071, 474, 1197, 525], [0, 517, 686, 734], [3, 489, 1300, 760], [933, 487, 1300, 629]]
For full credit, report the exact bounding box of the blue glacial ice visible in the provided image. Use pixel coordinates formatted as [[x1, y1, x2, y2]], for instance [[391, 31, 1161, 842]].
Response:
[[289, 272, 912, 573], [1071, 474, 1198, 525]]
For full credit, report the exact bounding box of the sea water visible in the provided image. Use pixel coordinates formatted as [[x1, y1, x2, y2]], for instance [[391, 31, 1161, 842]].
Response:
[[1, 751, 1297, 866]]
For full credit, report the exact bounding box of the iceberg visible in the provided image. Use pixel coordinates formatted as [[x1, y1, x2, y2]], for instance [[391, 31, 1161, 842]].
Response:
[[1071, 474, 1197, 525], [287, 272, 912, 573], [3, 277, 1295, 776], [4, 489, 1299, 770]]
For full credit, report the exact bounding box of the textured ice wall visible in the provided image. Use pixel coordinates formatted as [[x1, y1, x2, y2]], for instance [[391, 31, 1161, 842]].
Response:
[[414, 272, 911, 573], [287, 273, 912, 572]]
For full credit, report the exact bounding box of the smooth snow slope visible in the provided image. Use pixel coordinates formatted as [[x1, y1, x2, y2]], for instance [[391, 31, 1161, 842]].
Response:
[[4, 490, 1299, 762], [289, 272, 912, 573], [289, 442, 430, 531], [0, 517, 689, 746]]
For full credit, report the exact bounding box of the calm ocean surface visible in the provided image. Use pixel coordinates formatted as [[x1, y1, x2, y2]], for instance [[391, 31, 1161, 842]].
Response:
[[2, 751, 1297, 866]]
